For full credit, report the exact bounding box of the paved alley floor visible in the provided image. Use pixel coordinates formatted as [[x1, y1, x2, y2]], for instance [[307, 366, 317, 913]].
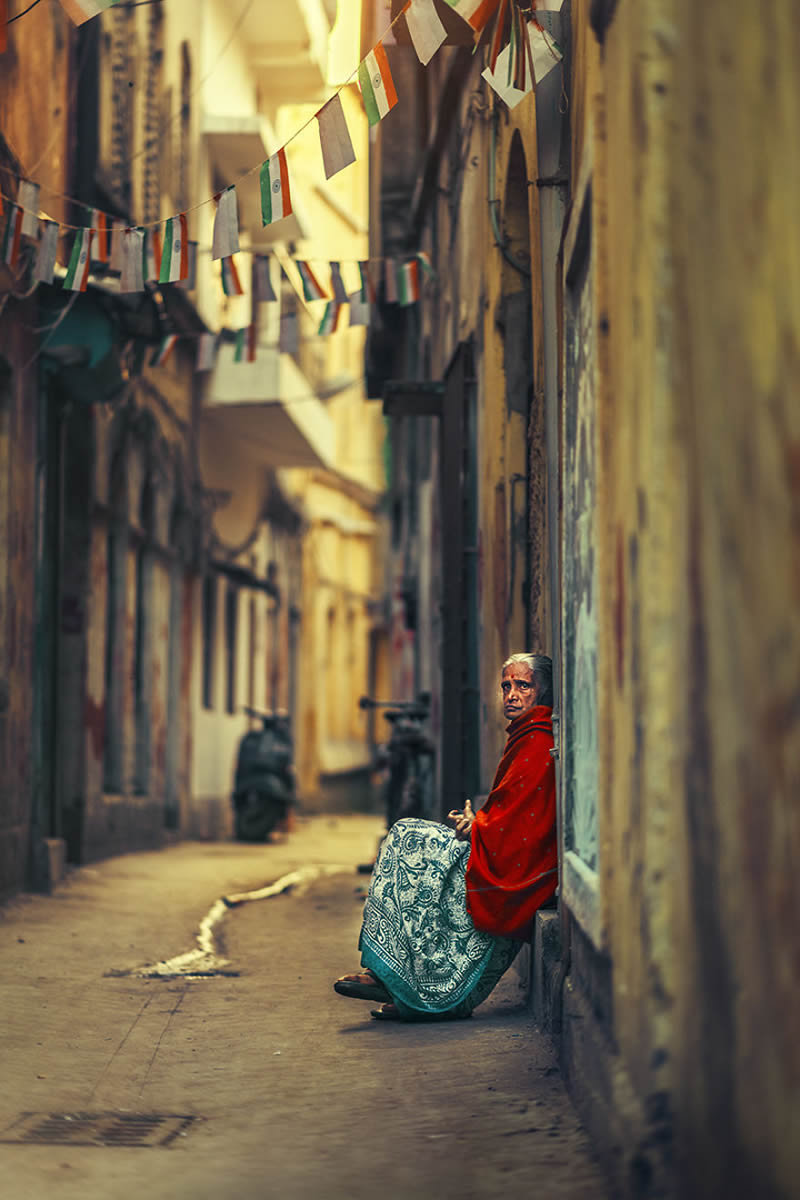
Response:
[[0, 815, 608, 1200]]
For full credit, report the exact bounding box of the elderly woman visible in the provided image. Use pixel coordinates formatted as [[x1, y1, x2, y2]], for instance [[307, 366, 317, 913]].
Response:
[[334, 653, 558, 1021]]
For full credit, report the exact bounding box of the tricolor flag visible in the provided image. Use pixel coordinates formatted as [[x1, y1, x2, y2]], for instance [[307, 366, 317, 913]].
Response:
[[329, 261, 349, 304], [57, 0, 121, 25], [180, 241, 198, 290], [18, 181, 40, 239], [150, 334, 178, 367], [1, 205, 23, 267], [317, 301, 341, 336], [220, 255, 244, 297], [279, 309, 299, 355], [260, 149, 292, 227], [143, 228, 161, 282], [63, 228, 92, 292], [253, 256, 277, 303], [109, 219, 126, 272], [416, 250, 435, 278], [212, 187, 239, 261], [358, 42, 398, 127], [88, 208, 110, 262], [296, 260, 327, 302], [234, 325, 257, 364], [401, 0, 447, 66], [443, 0, 501, 32], [159, 213, 188, 283], [316, 95, 357, 180], [33, 220, 60, 285], [482, 18, 562, 108], [358, 261, 377, 303], [348, 290, 370, 327], [397, 260, 420, 306], [195, 333, 218, 373], [384, 257, 398, 304], [120, 228, 145, 292]]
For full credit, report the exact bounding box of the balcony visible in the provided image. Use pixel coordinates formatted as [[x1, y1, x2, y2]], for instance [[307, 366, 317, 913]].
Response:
[[242, 0, 336, 101]]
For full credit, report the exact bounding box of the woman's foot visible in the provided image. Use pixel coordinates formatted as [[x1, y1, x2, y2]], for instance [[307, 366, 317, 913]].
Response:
[[333, 969, 391, 1002]]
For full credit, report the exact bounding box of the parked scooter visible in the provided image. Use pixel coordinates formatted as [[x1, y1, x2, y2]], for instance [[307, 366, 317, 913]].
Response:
[[232, 708, 295, 841]]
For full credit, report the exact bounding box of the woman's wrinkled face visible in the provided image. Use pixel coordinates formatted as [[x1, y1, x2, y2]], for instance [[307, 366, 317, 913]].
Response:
[[500, 664, 537, 721]]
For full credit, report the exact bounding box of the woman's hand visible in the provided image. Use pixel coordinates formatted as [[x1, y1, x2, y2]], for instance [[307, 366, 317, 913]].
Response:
[[449, 798, 475, 842]]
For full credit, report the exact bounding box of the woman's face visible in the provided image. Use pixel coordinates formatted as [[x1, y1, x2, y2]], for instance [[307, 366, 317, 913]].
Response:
[[500, 664, 537, 721]]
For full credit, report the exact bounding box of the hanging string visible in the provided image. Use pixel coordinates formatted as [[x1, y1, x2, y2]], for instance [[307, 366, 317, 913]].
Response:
[[7, 0, 42, 23]]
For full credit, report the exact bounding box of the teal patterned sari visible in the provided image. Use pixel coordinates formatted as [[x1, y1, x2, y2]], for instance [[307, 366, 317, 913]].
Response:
[[359, 818, 521, 1019]]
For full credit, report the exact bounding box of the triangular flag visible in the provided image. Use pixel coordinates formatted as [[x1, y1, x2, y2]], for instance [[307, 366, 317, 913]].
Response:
[[143, 227, 161, 282], [296, 260, 327, 302], [195, 333, 218, 373], [18, 181, 40, 239], [443, 0, 500, 33], [1, 205, 23, 267], [397, 260, 420, 306], [212, 187, 239, 260], [348, 290, 370, 327], [33, 220, 60, 285], [159, 213, 188, 283], [58, 0, 121, 25], [316, 95, 356, 180], [260, 149, 292, 227], [329, 262, 349, 304], [119, 228, 145, 292], [358, 42, 398, 127], [279, 309, 299, 355], [63, 228, 92, 291], [220, 255, 244, 296], [401, 0, 447, 66], [317, 301, 341, 336], [180, 241, 198, 290], [150, 334, 178, 367], [88, 208, 110, 262], [234, 325, 257, 363], [253, 256, 277, 303], [384, 257, 398, 303], [109, 219, 126, 272]]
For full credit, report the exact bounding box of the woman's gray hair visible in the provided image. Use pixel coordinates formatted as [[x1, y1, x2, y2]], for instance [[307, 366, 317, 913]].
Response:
[[501, 653, 554, 707]]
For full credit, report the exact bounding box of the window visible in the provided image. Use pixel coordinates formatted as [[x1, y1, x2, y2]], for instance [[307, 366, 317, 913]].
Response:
[[201, 575, 217, 710]]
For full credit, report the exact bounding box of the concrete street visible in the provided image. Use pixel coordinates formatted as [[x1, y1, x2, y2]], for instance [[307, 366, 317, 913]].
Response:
[[0, 815, 607, 1199]]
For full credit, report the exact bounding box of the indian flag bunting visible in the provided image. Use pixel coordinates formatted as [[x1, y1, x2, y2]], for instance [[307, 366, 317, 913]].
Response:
[[482, 18, 561, 109], [109, 219, 126, 272], [358, 261, 377, 303], [329, 261, 349, 304], [195, 333, 218, 373], [348, 290, 370, 327], [57, 0, 121, 25], [260, 149, 292, 227], [401, 0, 447, 66], [180, 241, 198, 290], [1, 205, 23, 267], [279, 309, 299, 355], [316, 95, 357, 180], [159, 213, 188, 283], [234, 326, 257, 364], [359, 43, 398, 127], [119, 228, 144, 292], [443, 0, 500, 32], [253, 256, 277, 303], [296, 260, 327, 302], [33, 220, 60, 285], [416, 250, 435, 278], [63, 228, 92, 291], [88, 208, 110, 262], [212, 187, 239, 261], [317, 301, 341, 336], [150, 334, 178, 367], [221, 255, 244, 297], [397, 259, 420, 306], [384, 257, 398, 303], [143, 228, 161, 282], [19, 181, 40, 239]]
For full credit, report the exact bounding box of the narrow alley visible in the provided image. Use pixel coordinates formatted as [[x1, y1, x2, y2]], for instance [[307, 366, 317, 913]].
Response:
[[0, 816, 605, 1199]]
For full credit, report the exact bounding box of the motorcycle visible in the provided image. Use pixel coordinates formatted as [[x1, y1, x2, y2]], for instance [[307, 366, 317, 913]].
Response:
[[232, 707, 295, 841]]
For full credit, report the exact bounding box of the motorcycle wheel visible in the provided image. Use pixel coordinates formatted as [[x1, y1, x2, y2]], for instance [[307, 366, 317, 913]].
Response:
[[234, 790, 284, 842]]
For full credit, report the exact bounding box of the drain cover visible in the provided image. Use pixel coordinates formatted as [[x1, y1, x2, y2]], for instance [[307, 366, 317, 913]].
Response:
[[0, 1112, 197, 1147]]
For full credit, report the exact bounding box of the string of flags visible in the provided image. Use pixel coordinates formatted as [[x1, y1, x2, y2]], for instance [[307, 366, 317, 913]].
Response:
[[1, 0, 563, 328]]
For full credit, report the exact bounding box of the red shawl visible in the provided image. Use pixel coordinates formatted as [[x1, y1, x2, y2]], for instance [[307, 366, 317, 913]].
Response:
[[465, 705, 558, 941]]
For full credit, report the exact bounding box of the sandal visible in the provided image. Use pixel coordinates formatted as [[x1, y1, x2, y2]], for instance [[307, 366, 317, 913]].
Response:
[[334, 969, 391, 1002], [370, 1003, 402, 1020]]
